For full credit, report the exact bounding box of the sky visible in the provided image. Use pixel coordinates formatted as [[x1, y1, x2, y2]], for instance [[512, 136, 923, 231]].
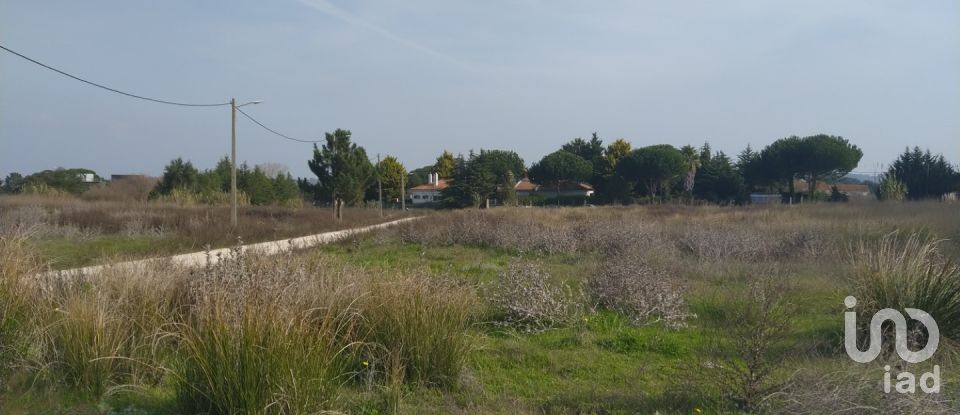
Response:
[[1, 0, 958, 179]]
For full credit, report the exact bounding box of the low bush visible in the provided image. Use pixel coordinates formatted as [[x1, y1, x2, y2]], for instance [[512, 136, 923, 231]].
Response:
[[588, 255, 691, 328], [489, 261, 584, 331], [701, 280, 796, 413]]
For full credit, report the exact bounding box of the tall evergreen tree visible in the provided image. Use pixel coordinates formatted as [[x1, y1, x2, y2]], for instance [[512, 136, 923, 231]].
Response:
[[433, 150, 457, 178], [888, 147, 957, 200], [308, 129, 374, 220], [376, 156, 408, 203]]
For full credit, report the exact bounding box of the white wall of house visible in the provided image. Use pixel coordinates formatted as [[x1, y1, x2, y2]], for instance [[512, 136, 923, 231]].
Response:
[[410, 190, 442, 204]]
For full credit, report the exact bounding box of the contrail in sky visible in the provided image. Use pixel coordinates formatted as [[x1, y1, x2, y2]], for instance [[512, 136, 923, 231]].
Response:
[[298, 0, 472, 71]]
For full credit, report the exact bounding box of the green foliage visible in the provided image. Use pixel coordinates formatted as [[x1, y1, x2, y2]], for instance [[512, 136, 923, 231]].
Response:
[[376, 155, 407, 202], [701, 281, 796, 412], [752, 135, 862, 196], [694, 145, 746, 204], [616, 145, 686, 200], [561, 133, 605, 166], [875, 173, 907, 201], [442, 153, 496, 208], [562, 133, 609, 190], [22, 183, 71, 197], [1, 173, 24, 194], [498, 171, 519, 206], [151, 158, 299, 206], [240, 166, 276, 206], [472, 149, 525, 183], [308, 129, 375, 207], [736, 144, 763, 191], [680, 145, 701, 195], [528, 150, 593, 197], [797, 135, 863, 193], [22, 168, 99, 195], [756, 136, 805, 193], [272, 173, 302, 207], [601, 138, 632, 174], [888, 147, 957, 200], [153, 158, 199, 196], [432, 150, 457, 179], [405, 165, 432, 188]]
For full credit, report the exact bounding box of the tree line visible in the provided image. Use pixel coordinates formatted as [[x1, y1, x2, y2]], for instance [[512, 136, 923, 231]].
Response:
[[3, 132, 958, 209]]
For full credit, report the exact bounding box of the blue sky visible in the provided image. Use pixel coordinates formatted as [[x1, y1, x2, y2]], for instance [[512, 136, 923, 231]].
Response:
[[1, 0, 958, 179]]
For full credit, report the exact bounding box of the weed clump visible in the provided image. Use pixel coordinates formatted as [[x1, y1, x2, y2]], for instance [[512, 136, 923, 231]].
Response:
[[848, 231, 960, 342], [588, 255, 692, 328], [701, 280, 796, 413], [490, 262, 584, 332]]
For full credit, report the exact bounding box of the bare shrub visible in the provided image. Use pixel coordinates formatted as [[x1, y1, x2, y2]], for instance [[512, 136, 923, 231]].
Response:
[[0, 205, 98, 240], [81, 177, 157, 203], [588, 255, 691, 328], [489, 261, 584, 331], [675, 226, 778, 262], [701, 280, 796, 412]]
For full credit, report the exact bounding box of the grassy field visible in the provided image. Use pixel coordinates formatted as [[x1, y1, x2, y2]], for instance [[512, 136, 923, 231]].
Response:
[[1, 201, 959, 414], [0, 195, 405, 269]]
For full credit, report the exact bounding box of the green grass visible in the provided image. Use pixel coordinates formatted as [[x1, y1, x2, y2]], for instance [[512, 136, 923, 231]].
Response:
[[36, 236, 186, 269], [9, 203, 960, 414], [0, 235, 886, 414]]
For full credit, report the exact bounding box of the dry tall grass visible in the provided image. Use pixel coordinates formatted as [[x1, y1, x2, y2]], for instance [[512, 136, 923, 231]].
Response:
[[0, 237, 477, 414]]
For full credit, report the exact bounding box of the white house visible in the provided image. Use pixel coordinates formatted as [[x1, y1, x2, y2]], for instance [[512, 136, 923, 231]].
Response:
[[409, 173, 448, 205]]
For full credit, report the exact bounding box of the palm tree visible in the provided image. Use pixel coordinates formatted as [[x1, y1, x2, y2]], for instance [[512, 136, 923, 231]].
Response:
[[680, 145, 701, 199]]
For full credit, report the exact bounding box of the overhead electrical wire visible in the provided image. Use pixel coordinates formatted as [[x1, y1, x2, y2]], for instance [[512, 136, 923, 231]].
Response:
[[2, 42, 325, 144], [0, 43, 230, 107], [235, 107, 324, 143]]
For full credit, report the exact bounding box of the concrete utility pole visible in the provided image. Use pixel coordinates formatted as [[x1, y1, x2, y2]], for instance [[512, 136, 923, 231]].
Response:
[[231, 98, 237, 227], [230, 98, 262, 228], [377, 154, 383, 217], [401, 173, 405, 210]]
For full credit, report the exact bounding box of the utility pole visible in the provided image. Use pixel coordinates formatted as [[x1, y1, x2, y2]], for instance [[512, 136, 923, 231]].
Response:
[[401, 172, 405, 210], [377, 153, 383, 217], [231, 98, 237, 228], [229, 99, 262, 228]]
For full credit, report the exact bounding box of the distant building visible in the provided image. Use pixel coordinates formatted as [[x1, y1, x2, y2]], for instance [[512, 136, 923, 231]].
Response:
[[793, 179, 871, 198], [78, 173, 98, 183], [750, 193, 781, 205], [514, 178, 594, 198], [409, 173, 448, 205]]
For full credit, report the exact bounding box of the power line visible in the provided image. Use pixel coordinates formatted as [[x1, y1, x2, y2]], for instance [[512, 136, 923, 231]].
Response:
[[235, 107, 324, 143], [0, 43, 230, 107]]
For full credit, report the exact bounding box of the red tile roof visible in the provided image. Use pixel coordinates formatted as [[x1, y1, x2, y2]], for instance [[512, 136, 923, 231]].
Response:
[[514, 178, 538, 191], [514, 178, 593, 192], [410, 179, 449, 191]]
